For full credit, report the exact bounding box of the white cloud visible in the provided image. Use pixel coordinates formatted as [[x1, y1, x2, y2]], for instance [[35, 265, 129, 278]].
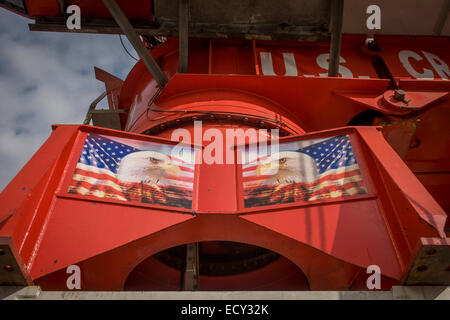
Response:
[[0, 9, 137, 191]]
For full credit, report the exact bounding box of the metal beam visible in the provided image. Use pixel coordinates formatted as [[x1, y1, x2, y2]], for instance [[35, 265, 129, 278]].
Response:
[[178, 0, 189, 73], [28, 17, 330, 42], [91, 109, 126, 130], [184, 243, 198, 290], [2, 286, 450, 300], [83, 91, 107, 125], [433, 0, 450, 36], [57, 0, 66, 17], [328, 0, 344, 77], [0, 0, 27, 15], [101, 0, 168, 87], [29, 16, 160, 35]]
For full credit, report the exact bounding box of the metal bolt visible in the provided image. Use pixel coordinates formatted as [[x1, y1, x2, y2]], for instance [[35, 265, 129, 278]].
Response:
[[4, 265, 14, 272], [365, 36, 379, 51], [394, 89, 406, 101], [417, 265, 427, 272]]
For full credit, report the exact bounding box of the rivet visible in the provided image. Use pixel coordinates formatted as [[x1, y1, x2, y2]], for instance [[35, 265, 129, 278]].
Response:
[[417, 265, 427, 272], [4, 265, 14, 272], [394, 89, 406, 101]]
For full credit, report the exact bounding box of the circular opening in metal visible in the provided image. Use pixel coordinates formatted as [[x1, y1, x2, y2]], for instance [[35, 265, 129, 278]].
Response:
[[124, 241, 309, 291]]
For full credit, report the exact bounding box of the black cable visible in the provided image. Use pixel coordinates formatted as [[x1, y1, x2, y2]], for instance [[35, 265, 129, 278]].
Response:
[[127, 86, 164, 130], [145, 86, 164, 121], [119, 35, 139, 61]]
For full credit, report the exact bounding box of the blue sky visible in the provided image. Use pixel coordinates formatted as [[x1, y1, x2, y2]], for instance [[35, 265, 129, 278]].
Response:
[[0, 9, 138, 191]]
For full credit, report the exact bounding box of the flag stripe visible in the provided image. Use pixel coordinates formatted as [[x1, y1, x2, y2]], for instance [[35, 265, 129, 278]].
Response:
[[73, 164, 194, 189], [244, 175, 363, 195], [242, 135, 367, 208], [243, 166, 361, 184], [68, 133, 195, 209], [243, 180, 366, 206]]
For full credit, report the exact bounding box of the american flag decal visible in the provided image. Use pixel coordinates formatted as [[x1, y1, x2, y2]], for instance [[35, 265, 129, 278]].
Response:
[[68, 134, 195, 209], [242, 135, 367, 208]]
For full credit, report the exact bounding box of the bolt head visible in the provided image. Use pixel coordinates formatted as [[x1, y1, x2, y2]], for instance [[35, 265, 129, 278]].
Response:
[[4, 265, 14, 272], [394, 89, 406, 101], [417, 265, 428, 272]]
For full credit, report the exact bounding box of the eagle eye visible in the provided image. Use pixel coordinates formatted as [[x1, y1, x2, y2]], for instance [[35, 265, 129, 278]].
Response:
[[149, 157, 161, 164]]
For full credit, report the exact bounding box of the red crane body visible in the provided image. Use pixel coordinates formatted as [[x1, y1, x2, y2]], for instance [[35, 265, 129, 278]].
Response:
[[0, 1, 449, 291]]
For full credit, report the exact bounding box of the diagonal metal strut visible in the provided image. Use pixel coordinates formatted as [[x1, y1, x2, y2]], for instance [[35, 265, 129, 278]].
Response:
[[101, 0, 168, 87], [328, 0, 344, 77], [178, 0, 189, 73]]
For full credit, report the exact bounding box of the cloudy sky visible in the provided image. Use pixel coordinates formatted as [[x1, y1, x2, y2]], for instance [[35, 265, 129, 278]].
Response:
[[0, 9, 138, 191]]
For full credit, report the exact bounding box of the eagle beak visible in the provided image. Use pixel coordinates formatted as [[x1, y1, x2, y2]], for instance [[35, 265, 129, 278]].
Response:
[[257, 161, 275, 176], [162, 162, 181, 176]]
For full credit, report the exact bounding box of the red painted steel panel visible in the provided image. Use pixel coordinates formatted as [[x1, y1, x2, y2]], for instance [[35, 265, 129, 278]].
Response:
[[1, 33, 449, 290], [25, 0, 153, 19]]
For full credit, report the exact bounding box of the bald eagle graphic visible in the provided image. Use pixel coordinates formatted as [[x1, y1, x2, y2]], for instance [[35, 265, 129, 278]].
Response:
[[255, 151, 318, 185], [116, 151, 181, 185]]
